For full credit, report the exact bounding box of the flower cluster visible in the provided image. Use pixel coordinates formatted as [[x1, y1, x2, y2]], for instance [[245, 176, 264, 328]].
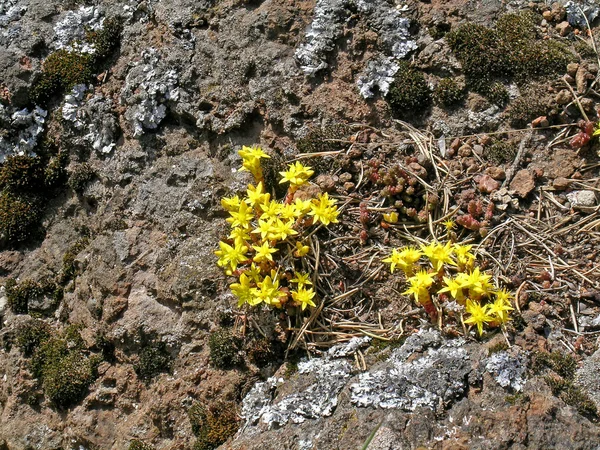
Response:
[[215, 146, 340, 311], [383, 241, 514, 336]]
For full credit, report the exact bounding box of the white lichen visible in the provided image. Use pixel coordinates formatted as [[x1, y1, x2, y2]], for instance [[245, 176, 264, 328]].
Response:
[[565, 0, 600, 27], [0, 105, 47, 162], [351, 338, 470, 411], [485, 351, 528, 392], [0, 0, 26, 27], [53, 6, 104, 53], [121, 48, 180, 136], [62, 84, 88, 128], [355, 0, 416, 59], [357, 56, 399, 98], [355, 0, 417, 98], [294, 0, 349, 75], [241, 337, 370, 428]]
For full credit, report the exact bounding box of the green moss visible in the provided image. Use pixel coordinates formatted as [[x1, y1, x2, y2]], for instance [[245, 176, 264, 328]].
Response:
[[505, 392, 530, 405], [433, 78, 465, 108], [68, 163, 96, 193], [30, 50, 94, 105], [0, 191, 41, 245], [29, 326, 99, 408], [486, 82, 510, 106], [134, 341, 172, 382], [44, 151, 69, 189], [208, 328, 242, 369], [483, 139, 517, 165], [189, 401, 240, 450], [533, 351, 577, 379], [86, 17, 123, 61], [5, 278, 63, 315], [0, 156, 45, 193], [296, 124, 351, 155], [30, 17, 122, 105], [16, 319, 52, 356], [386, 62, 431, 117], [447, 12, 573, 101], [545, 376, 598, 419], [128, 441, 154, 450], [488, 341, 510, 355], [59, 237, 90, 285], [508, 86, 551, 127], [246, 337, 279, 367]]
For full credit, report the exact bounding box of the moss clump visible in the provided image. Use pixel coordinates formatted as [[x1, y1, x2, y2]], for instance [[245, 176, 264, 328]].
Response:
[[447, 12, 572, 101], [508, 86, 550, 127], [0, 192, 41, 245], [545, 376, 598, 419], [246, 337, 279, 367], [30, 17, 122, 105], [189, 401, 240, 450], [16, 319, 52, 356], [134, 341, 172, 382], [533, 351, 577, 379], [30, 51, 94, 105], [488, 341, 510, 355], [86, 17, 123, 61], [5, 278, 63, 315], [30, 327, 99, 408], [68, 163, 96, 193], [128, 441, 154, 450], [434, 78, 465, 107], [0, 156, 45, 193], [208, 328, 242, 369], [532, 350, 597, 419], [0, 151, 68, 248], [483, 139, 517, 165], [59, 237, 90, 285], [296, 124, 351, 155], [386, 62, 431, 117], [487, 82, 510, 106]]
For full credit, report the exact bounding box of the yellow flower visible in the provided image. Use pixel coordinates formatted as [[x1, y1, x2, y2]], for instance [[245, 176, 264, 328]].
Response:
[[459, 267, 494, 297], [443, 219, 456, 231], [488, 296, 514, 324], [383, 211, 399, 223], [252, 218, 278, 241], [403, 269, 436, 304], [438, 276, 465, 303], [228, 227, 251, 247], [593, 122, 600, 137], [230, 273, 253, 307], [464, 300, 494, 336], [272, 219, 298, 241], [260, 200, 282, 221], [252, 241, 278, 263], [215, 241, 248, 271], [239, 146, 270, 180], [383, 247, 422, 275], [291, 271, 312, 288], [226, 201, 253, 229], [221, 195, 243, 212], [280, 204, 298, 220], [453, 243, 476, 267], [246, 182, 270, 207], [421, 241, 456, 272], [279, 161, 314, 188], [245, 263, 262, 282], [255, 275, 286, 307], [293, 198, 312, 216], [294, 241, 310, 257], [309, 193, 339, 226], [292, 287, 316, 310]]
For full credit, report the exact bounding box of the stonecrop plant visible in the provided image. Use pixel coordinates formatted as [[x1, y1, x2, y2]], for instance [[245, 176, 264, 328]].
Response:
[[383, 241, 514, 336], [215, 146, 340, 311]]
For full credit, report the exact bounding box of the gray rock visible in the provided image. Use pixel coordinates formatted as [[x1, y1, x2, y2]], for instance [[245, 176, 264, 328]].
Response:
[[567, 190, 597, 208], [356, 56, 399, 98], [485, 350, 528, 392]]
